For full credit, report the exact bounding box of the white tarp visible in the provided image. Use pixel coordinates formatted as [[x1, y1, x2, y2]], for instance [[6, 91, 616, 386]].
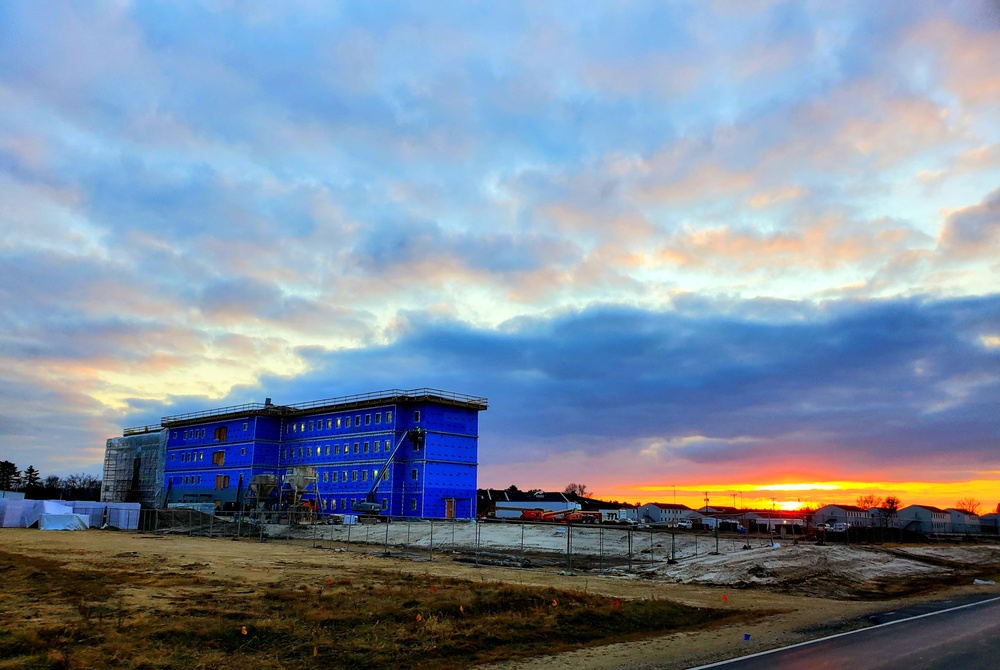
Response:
[[70, 501, 107, 527], [106, 502, 141, 530], [1, 499, 34, 527], [24, 501, 73, 528], [39, 514, 89, 531]]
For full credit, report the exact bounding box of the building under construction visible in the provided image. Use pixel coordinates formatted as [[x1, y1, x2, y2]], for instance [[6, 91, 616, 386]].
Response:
[[101, 388, 487, 520], [100, 424, 166, 508]]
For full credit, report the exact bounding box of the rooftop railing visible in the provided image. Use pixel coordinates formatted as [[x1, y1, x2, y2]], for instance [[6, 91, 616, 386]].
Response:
[[122, 424, 163, 436], [160, 388, 488, 424]]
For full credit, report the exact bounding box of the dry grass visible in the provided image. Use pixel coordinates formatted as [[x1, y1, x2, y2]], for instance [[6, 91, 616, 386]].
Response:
[[0, 549, 747, 669]]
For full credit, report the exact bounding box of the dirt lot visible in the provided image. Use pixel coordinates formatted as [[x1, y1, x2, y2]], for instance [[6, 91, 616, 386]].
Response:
[[1, 529, 998, 669]]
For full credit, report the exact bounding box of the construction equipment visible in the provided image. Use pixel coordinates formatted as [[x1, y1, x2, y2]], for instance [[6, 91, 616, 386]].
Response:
[[498, 505, 600, 524], [282, 466, 318, 523], [352, 428, 425, 521]]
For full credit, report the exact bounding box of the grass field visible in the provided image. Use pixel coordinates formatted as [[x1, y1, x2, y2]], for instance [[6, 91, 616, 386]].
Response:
[[0, 547, 747, 670]]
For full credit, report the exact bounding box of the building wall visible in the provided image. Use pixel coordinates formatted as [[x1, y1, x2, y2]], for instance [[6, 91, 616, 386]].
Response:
[[897, 506, 949, 533], [639, 504, 691, 523], [813, 505, 871, 527], [160, 396, 481, 518]]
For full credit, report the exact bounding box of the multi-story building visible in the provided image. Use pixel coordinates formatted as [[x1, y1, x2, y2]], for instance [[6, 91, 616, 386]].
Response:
[[157, 388, 486, 519]]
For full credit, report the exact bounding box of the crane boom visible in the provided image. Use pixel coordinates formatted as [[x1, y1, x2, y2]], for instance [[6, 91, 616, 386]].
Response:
[[352, 428, 424, 517]]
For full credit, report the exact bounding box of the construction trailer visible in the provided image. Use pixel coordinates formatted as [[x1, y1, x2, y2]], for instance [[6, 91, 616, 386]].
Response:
[[151, 388, 486, 519]]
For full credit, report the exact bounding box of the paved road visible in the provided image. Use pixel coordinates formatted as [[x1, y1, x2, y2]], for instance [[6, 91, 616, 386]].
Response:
[[690, 595, 1000, 670]]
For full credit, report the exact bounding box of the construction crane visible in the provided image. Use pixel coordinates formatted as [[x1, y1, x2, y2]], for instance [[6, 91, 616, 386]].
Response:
[[352, 427, 425, 521]]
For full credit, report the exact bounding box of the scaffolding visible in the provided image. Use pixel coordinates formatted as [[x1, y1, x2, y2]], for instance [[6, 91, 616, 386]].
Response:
[[100, 427, 166, 507]]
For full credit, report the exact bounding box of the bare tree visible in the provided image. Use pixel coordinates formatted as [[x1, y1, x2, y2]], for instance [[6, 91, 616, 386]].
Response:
[[876, 496, 902, 529], [856, 494, 883, 510], [955, 497, 982, 515], [62, 473, 102, 501], [563, 483, 589, 497]]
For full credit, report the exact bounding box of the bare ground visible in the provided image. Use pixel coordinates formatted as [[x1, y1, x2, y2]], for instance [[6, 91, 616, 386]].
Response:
[[0, 528, 998, 669]]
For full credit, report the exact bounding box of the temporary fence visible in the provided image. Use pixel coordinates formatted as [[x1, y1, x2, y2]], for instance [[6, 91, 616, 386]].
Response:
[[112, 511, 801, 573]]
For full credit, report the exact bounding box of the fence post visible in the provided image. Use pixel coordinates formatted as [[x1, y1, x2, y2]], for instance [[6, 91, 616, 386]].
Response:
[[565, 523, 572, 571], [520, 523, 525, 554], [346, 519, 352, 551], [429, 519, 434, 561], [627, 528, 633, 571], [599, 526, 604, 571], [384, 520, 390, 555]]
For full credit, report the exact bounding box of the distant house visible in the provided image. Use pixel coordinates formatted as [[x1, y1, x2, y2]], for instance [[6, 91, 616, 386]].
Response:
[[638, 502, 692, 525], [980, 513, 999, 535], [812, 504, 871, 528], [743, 510, 805, 532], [945, 508, 981, 534], [897, 505, 950, 533]]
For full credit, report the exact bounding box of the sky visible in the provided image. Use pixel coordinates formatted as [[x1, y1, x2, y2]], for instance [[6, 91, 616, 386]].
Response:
[[1, 1, 998, 511]]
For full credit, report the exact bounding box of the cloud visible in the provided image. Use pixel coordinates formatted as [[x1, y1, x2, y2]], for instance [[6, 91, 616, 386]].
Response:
[[1, 1, 999, 493], [204, 296, 1000, 487], [938, 187, 1000, 258]]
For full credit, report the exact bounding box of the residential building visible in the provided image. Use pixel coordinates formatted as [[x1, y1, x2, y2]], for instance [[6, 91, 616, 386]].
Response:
[[812, 504, 872, 528], [639, 502, 693, 525], [945, 508, 981, 534], [897, 505, 950, 533]]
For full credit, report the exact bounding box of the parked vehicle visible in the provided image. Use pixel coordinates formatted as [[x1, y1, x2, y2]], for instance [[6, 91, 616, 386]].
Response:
[[675, 519, 693, 529]]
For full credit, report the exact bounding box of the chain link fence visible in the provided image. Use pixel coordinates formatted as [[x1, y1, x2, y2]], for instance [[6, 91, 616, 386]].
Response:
[[122, 510, 798, 573]]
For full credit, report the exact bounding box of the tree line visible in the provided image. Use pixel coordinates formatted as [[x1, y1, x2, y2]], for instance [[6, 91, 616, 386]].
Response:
[[0, 461, 101, 501]]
